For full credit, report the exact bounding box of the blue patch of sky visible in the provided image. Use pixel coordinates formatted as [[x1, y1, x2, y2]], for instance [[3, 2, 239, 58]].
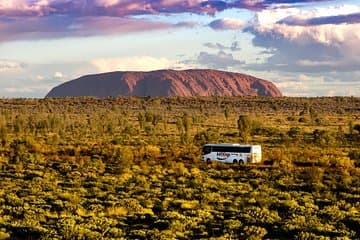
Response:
[[133, 8, 254, 23]]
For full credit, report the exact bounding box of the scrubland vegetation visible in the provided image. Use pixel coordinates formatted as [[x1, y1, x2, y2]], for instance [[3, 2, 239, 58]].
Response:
[[0, 96, 360, 239]]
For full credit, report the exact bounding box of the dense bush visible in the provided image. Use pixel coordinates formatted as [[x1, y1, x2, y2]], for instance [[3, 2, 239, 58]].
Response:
[[0, 96, 359, 239]]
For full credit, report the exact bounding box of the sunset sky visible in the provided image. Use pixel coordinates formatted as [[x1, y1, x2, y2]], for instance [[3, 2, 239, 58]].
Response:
[[1, 0, 359, 97]]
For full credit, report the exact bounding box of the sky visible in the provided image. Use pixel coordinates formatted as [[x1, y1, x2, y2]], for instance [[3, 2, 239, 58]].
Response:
[[0, 0, 360, 98]]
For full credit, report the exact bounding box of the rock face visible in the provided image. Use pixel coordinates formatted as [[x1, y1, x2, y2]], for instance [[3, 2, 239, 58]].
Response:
[[46, 69, 282, 97]]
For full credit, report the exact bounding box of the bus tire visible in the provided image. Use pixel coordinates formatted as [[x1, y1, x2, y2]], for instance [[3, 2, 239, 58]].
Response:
[[239, 160, 244, 165], [206, 158, 211, 164], [233, 159, 238, 164]]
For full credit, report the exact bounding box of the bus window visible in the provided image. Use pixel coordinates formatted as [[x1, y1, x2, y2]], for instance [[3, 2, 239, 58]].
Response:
[[239, 147, 251, 153]]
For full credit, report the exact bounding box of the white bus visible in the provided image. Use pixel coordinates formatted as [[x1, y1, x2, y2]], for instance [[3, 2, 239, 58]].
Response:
[[201, 144, 262, 164]]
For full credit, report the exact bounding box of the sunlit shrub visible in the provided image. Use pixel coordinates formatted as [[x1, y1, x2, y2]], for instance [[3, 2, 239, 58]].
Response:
[[0, 229, 10, 240], [5, 193, 23, 207], [240, 206, 281, 225], [106, 206, 128, 216], [172, 162, 190, 177], [178, 200, 199, 210], [139, 145, 161, 160], [295, 231, 330, 240], [240, 225, 267, 240], [120, 146, 134, 162], [266, 147, 293, 167], [330, 156, 354, 169]]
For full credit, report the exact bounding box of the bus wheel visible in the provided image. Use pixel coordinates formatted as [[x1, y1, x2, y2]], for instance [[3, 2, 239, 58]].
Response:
[[206, 158, 211, 164], [239, 160, 244, 165], [233, 159, 238, 164]]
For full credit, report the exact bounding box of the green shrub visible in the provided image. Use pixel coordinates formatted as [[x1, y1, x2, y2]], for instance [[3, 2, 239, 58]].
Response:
[[193, 128, 220, 146], [240, 225, 267, 240]]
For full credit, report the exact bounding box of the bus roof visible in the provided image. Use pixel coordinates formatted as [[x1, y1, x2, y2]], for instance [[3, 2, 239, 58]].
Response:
[[203, 143, 260, 147]]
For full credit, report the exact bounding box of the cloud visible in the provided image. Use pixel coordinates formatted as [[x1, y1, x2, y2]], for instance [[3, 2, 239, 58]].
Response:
[[91, 56, 187, 72], [0, 0, 339, 18], [54, 71, 64, 79], [203, 41, 241, 51], [0, 60, 100, 98], [4, 87, 33, 93], [230, 41, 241, 51], [2, 83, 52, 95], [208, 18, 245, 30], [0, 15, 193, 41], [0, 0, 337, 20], [248, 70, 360, 97], [0, 0, 231, 17], [0, 59, 25, 72], [197, 50, 245, 69], [228, 0, 334, 11], [275, 4, 360, 26], [0, 0, 345, 42], [278, 12, 360, 26], [204, 42, 226, 50], [0, 0, 202, 42], [244, 5, 360, 73]]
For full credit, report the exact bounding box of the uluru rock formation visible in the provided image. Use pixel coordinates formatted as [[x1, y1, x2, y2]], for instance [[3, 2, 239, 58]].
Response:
[[46, 69, 282, 97]]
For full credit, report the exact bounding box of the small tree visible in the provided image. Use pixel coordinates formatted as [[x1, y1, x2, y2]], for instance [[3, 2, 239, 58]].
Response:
[[224, 105, 231, 120], [354, 124, 360, 134], [175, 113, 192, 144], [137, 112, 145, 129], [237, 115, 253, 143], [288, 127, 301, 140], [349, 121, 354, 135], [0, 126, 7, 147], [193, 128, 220, 146], [182, 112, 191, 134]]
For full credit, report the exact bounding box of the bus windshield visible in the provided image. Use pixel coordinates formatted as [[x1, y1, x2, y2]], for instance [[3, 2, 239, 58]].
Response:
[[202, 146, 211, 155]]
